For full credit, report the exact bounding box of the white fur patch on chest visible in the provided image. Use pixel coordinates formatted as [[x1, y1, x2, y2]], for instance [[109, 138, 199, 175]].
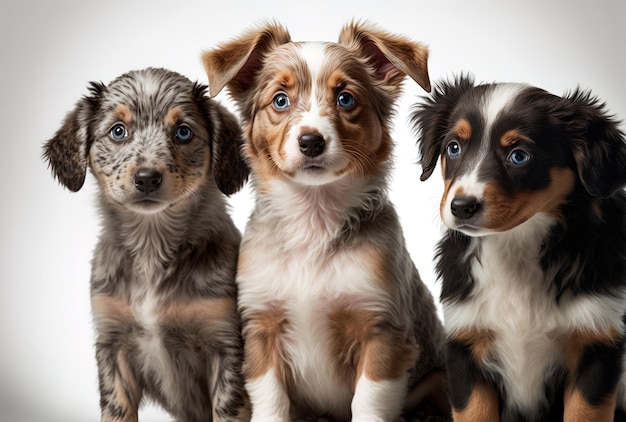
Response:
[[238, 227, 385, 414], [238, 224, 384, 304], [130, 269, 180, 406], [443, 213, 625, 414]]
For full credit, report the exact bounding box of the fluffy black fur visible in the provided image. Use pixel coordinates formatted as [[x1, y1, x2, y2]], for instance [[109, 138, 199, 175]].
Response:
[[411, 75, 626, 421]]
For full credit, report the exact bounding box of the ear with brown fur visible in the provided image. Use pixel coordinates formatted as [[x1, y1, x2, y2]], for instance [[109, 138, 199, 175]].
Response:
[[561, 90, 626, 198], [339, 20, 431, 93], [201, 21, 291, 100], [410, 75, 475, 181], [42, 82, 104, 192], [195, 83, 249, 196]]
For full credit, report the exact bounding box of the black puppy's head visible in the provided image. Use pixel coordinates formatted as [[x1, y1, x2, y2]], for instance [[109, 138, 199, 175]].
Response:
[[411, 75, 626, 236]]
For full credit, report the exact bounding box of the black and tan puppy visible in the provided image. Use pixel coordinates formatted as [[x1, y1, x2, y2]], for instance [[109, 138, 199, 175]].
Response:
[[44, 68, 249, 421], [411, 74, 626, 421]]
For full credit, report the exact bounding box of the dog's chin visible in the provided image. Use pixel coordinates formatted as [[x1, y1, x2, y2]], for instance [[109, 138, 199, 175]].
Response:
[[449, 224, 495, 237], [125, 198, 171, 215], [447, 221, 532, 237], [289, 166, 344, 186], [443, 216, 495, 237]]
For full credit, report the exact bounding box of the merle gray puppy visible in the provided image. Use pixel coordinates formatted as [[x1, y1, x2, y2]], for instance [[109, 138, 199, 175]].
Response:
[[44, 67, 249, 422]]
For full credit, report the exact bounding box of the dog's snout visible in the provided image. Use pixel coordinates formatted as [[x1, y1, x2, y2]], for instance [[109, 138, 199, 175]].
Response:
[[298, 133, 325, 158], [134, 168, 162, 193], [451, 195, 480, 219]]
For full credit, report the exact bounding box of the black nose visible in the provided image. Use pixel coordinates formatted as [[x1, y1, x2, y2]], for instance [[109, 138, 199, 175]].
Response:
[[298, 133, 325, 158], [134, 168, 162, 193], [451, 196, 480, 219]]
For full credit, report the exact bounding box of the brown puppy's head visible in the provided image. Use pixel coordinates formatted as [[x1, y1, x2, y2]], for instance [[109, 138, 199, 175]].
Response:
[[203, 21, 430, 188], [43, 68, 248, 213]]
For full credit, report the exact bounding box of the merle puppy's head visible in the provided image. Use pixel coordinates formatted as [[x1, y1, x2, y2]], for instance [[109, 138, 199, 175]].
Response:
[[44, 67, 248, 213]]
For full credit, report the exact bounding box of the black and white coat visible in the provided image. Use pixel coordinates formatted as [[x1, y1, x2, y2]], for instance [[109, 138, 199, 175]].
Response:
[[412, 75, 626, 421]]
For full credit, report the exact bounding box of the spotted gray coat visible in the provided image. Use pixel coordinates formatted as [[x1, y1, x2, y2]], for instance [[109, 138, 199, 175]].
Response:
[[43, 67, 250, 422]]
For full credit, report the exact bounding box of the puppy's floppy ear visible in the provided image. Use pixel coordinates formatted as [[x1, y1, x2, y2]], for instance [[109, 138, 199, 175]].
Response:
[[43, 82, 104, 192], [560, 90, 626, 198], [339, 20, 431, 93], [410, 74, 475, 181], [202, 21, 291, 100], [194, 84, 249, 195], [210, 102, 250, 196]]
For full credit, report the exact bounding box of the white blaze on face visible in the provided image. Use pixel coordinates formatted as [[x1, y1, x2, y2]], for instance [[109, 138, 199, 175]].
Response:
[[483, 83, 527, 129], [441, 83, 528, 235], [441, 168, 487, 232], [283, 42, 348, 186]]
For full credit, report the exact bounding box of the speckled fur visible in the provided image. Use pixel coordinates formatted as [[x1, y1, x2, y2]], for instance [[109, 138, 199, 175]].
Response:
[[43, 68, 249, 421]]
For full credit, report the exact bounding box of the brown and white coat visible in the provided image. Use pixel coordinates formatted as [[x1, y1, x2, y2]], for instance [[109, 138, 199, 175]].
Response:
[[203, 21, 448, 421]]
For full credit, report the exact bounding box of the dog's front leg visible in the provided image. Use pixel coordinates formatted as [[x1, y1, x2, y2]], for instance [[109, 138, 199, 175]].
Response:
[[209, 334, 250, 422], [351, 333, 415, 421], [446, 332, 499, 422], [563, 330, 624, 422], [95, 342, 141, 422], [242, 309, 291, 422]]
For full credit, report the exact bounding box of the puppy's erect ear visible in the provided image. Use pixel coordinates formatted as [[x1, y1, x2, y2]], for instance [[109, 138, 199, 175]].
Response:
[[202, 21, 291, 99], [561, 90, 626, 198], [43, 82, 104, 192], [339, 20, 431, 93], [410, 75, 475, 181], [194, 84, 249, 195]]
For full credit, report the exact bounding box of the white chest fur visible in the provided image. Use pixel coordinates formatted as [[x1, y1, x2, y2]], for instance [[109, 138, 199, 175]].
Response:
[[130, 268, 181, 407], [238, 226, 387, 415], [443, 214, 625, 414]]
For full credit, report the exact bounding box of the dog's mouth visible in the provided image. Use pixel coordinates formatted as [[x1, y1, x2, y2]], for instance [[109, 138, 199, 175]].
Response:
[[133, 197, 161, 205], [445, 212, 495, 236], [294, 158, 330, 177], [298, 153, 344, 173], [452, 223, 489, 236], [443, 211, 490, 236], [289, 164, 342, 187], [127, 196, 168, 213], [301, 164, 326, 172]]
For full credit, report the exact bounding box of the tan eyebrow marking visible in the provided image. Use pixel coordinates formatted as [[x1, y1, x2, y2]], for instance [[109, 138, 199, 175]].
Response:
[[453, 119, 472, 142], [500, 129, 532, 148], [115, 104, 133, 124], [165, 107, 184, 126]]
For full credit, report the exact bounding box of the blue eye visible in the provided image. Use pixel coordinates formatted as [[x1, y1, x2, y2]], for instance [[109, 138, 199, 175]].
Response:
[[508, 149, 530, 165], [447, 141, 461, 158], [272, 93, 290, 110], [175, 125, 193, 142], [109, 123, 128, 141], [336, 92, 355, 108]]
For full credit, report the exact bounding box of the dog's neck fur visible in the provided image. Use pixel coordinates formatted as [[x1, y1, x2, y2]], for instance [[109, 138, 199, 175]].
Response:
[[98, 178, 229, 275], [252, 170, 389, 252]]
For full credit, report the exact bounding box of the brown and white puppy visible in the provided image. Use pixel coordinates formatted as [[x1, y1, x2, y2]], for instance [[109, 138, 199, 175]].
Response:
[[43, 68, 249, 421], [203, 21, 448, 421], [411, 74, 626, 421]]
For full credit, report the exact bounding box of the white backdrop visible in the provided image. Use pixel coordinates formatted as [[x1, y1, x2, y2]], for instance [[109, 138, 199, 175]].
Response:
[[0, 0, 624, 420]]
